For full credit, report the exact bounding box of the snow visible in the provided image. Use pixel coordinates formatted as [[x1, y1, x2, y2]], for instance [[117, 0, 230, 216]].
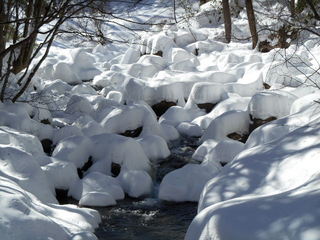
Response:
[[117, 169, 153, 198], [159, 162, 221, 202], [1, 0, 320, 238], [70, 172, 124, 207], [52, 135, 93, 168], [200, 110, 250, 143], [186, 126, 320, 240], [42, 160, 79, 190]]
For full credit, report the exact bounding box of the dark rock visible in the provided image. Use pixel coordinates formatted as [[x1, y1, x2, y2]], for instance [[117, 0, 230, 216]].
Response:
[[249, 115, 277, 133], [153, 50, 163, 57], [55, 189, 69, 205], [194, 48, 199, 56], [227, 132, 249, 143], [152, 100, 176, 117], [120, 126, 143, 138], [220, 161, 228, 167], [41, 139, 53, 155], [263, 83, 271, 89], [197, 102, 216, 113], [77, 156, 93, 179], [40, 119, 51, 125], [111, 162, 121, 177]]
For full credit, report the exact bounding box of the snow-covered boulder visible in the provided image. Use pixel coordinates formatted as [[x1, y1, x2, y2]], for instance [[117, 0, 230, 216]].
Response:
[[137, 135, 170, 161], [159, 162, 221, 202], [70, 172, 124, 207], [52, 135, 93, 168], [90, 133, 151, 173], [248, 90, 297, 120], [117, 169, 153, 198], [201, 110, 250, 143]]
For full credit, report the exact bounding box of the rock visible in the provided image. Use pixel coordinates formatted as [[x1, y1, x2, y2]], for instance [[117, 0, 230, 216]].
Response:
[[197, 103, 216, 113], [152, 100, 177, 117], [227, 132, 249, 143], [77, 156, 93, 179], [119, 126, 143, 138], [249, 115, 277, 133], [41, 139, 53, 155]]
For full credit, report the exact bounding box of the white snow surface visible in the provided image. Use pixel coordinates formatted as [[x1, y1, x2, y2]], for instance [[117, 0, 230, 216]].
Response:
[[1, 0, 320, 239]]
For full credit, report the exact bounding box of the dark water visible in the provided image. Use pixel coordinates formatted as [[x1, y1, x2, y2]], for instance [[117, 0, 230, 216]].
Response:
[[94, 137, 200, 240]]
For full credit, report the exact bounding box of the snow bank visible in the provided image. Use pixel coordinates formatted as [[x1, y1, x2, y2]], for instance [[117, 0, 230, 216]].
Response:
[[0, 177, 100, 240], [186, 126, 320, 240]]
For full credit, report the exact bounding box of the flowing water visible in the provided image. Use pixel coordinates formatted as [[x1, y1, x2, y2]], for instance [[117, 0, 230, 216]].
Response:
[[94, 137, 200, 240]]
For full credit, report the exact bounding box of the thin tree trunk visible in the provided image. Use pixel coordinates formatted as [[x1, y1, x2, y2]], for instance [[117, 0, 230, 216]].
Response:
[[290, 0, 295, 17], [173, 0, 177, 23], [245, 0, 258, 49], [305, 0, 320, 20], [222, 0, 232, 43], [12, 0, 43, 74]]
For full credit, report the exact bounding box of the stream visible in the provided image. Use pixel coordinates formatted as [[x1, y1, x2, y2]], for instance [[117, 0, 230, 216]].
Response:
[[94, 136, 200, 240]]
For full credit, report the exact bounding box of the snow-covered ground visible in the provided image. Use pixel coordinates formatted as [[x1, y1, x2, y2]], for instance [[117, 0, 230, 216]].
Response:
[[1, 0, 320, 239]]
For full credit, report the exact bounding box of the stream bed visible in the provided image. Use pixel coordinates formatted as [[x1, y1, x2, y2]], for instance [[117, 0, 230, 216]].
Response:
[[94, 137, 200, 240]]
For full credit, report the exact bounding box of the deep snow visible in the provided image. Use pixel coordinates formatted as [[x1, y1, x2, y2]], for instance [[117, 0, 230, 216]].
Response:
[[1, 0, 320, 239]]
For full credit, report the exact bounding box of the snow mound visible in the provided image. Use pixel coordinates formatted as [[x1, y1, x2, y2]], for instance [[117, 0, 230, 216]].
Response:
[[187, 126, 320, 240], [0, 177, 100, 240], [202, 139, 245, 165], [159, 162, 221, 202], [42, 161, 79, 190], [201, 110, 249, 143], [117, 169, 153, 198], [249, 90, 297, 119], [90, 133, 151, 173], [0, 146, 56, 203], [52, 135, 92, 168], [193, 95, 250, 129], [70, 172, 124, 207], [138, 135, 170, 161], [0, 126, 45, 157]]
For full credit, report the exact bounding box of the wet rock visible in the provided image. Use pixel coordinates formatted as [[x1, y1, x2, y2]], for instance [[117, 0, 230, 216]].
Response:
[[152, 100, 177, 117], [55, 189, 69, 205], [40, 119, 51, 125], [263, 83, 271, 89], [41, 138, 53, 155], [197, 103, 216, 113], [77, 156, 93, 179], [249, 115, 277, 133], [111, 162, 121, 177], [227, 132, 249, 143], [120, 126, 143, 138], [153, 50, 163, 57]]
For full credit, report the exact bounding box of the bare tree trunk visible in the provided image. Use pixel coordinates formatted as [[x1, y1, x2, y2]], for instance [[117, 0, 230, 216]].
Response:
[[245, 0, 258, 49], [290, 0, 295, 17], [222, 0, 232, 43], [12, 0, 43, 74], [173, 0, 177, 23], [305, 0, 320, 20], [0, 3, 5, 76]]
